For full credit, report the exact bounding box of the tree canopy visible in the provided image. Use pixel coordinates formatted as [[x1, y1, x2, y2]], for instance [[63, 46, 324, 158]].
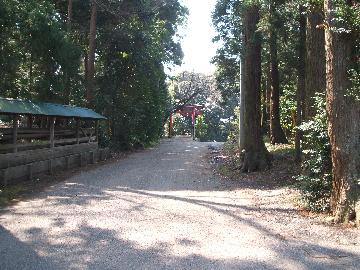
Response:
[[0, 0, 188, 149], [212, 0, 359, 223]]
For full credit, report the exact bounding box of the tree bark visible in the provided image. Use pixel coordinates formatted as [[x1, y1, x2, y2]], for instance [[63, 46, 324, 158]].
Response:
[[295, 5, 306, 162], [324, 0, 360, 223], [241, 5, 270, 172], [29, 52, 33, 94], [86, 0, 97, 106], [67, 0, 73, 31], [261, 65, 268, 134], [305, 7, 326, 119], [239, 55, 245, 151], [266, 62, 271, 126], [269, 2, 288, 144], [64, 0, 73, 104]]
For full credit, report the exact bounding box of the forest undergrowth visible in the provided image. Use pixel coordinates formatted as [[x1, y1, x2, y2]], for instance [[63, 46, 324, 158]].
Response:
[[211, 141, 358, 227]]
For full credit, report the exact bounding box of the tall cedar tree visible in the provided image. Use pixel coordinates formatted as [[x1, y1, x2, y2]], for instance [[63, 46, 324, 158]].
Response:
[[86, 0, 97, 106], [64, 0, 73, 104], [295, 4, 306, 162], [295, 5, 306, 162], [305, 4, 326, 119], [324, 0, 360, 223], [241, 4, 270, 172], [269, 1, 288, 144]]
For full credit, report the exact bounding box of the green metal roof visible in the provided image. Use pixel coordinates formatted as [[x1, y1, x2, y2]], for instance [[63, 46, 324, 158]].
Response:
[[0, 97, 106, 120]]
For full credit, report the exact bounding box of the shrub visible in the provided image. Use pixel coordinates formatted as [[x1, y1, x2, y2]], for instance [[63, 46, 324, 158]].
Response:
[[195, 114, 209, 141], [296, 93, 332, 212]]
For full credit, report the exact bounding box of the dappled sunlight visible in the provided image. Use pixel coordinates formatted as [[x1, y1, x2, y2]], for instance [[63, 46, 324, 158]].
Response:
[[1, 137, 359, 269], [2, 184, 358, 269]]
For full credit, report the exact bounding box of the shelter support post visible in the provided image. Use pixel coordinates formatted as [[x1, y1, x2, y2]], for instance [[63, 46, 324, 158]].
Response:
[[12, 115, 19, 153], [89, 120, 93, 143], [95, 120, 99, 142], [76, 118, 80, 144], [27, 115, 33, 128], [49, 117, 55, 148]]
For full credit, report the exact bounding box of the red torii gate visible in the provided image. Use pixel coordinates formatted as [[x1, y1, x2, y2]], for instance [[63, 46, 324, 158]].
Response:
[[169, 104, 204, 140]]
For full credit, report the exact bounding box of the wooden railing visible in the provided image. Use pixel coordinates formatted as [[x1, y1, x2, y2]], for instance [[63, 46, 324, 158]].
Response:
[[0, 127, 97, 154]]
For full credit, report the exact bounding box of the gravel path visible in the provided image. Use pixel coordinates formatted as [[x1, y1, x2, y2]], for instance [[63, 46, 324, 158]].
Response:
[[0, 137, 359, 270]]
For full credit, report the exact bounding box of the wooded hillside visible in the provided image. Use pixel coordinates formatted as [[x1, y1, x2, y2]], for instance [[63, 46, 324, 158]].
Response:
[[0, 0, 187, 149], [0, 0, 358, 223], [212, 0, 359, 223]]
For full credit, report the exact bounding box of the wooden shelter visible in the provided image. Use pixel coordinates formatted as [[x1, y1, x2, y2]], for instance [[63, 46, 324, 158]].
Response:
[[0, 97, 108, 186]]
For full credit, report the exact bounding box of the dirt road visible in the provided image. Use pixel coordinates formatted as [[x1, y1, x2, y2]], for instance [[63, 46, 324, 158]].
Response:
[[0, 137, 359, 269]]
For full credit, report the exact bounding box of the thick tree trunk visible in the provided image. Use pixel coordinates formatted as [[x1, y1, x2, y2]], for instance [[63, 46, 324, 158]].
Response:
[[64, 0, 73, 104], [269, 3, 288, 144], [67, 0, 72, 31], [86, 0, 97, 106], [305, 7, 326, 119], [295, 5, 306, 162], [266, 63, 271, 126], [324, 0, 360, 224], [261, 71, 268, 134], [84, 52, 88, 86], [239, 56, 245, 151], [241, 5, 270, 172], [29, 52, 33, 94]]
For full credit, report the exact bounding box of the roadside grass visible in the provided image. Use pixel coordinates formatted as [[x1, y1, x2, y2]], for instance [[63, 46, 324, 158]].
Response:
[[212, 140, 300, 189], [266, 142, 295, 156], [217, 163, 233, 177], [0, 184, 27, 207], [211, 141, 351, 226]]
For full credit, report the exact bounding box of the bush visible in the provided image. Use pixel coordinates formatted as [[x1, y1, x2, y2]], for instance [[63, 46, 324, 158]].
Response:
[[280, 83, 297, 139], [195, 114, 209, 141], [226, 107, 240, 145], [98, 122, 111, 148], [296, 93, 332, 212]]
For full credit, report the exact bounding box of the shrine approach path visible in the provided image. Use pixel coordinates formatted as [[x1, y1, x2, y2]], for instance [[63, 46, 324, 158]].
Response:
[[0, 136, 359, 270]]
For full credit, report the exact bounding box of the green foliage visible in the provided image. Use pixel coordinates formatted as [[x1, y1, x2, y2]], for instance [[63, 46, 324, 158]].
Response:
[[0, 0, 187, 150], [98, 122, 111, 148], [167, 71, 233, 142], [93, 0, 187, 149], [212, 0, 242, 103], [213, 0, 300, 143], [195, 115, 209, 141], [0, 185, 26, 206], [347, 69, 360, 102], [226, 106, 240, 146], [279, 84, 297, 138], [212, 0, 359, 216], [329, 1, 360, 106], [204, 106, 232, 142], [330, 0, 360, 34], [296, 93, 332, 212], [172, 115, 192, 136], [0, 0, 82, 102]]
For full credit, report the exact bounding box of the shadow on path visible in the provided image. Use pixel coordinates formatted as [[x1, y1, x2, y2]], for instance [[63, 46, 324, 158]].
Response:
[[0, 137, 359, 269]]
